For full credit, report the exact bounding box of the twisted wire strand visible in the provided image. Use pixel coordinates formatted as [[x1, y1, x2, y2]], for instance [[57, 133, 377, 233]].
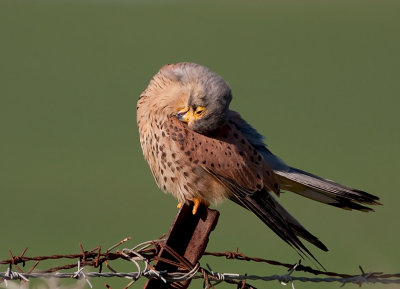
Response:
[[1, 238, 399, 288], [1, 269, 400, 285]]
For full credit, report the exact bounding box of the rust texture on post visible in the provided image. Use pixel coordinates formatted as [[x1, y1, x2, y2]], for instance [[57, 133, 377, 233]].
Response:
[[144, 202, 219, 289]]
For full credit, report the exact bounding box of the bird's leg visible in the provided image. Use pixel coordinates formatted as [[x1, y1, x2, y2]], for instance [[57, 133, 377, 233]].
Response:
[[177, 198, 210, 214], [190, 198, 210, 215]]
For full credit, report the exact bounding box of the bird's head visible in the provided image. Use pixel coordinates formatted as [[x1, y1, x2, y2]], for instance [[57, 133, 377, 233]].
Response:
[[140, 62, 232, 134]]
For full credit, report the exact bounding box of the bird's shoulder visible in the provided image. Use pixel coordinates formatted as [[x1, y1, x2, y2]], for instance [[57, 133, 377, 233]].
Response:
[[164, 116, 280, 195]]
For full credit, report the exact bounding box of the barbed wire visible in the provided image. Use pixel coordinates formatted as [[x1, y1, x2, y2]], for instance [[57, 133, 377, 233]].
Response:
[[1, 237, 399, 289]]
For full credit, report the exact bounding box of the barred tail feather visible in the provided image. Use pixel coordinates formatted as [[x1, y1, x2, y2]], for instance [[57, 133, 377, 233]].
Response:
[[229, 190, 328, 268], [275, 167, 381, 212]]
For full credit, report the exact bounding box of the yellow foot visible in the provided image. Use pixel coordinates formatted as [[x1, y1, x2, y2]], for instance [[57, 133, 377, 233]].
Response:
[[177, 202, 182, 209], [190, 198, 210, 215]]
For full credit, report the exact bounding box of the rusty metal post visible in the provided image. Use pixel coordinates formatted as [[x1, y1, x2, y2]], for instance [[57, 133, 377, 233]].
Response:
[[144, 202, 219, 289]]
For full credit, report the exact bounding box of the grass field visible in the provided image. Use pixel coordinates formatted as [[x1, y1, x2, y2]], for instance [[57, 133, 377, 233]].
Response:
[[1, 1, 399, 288]]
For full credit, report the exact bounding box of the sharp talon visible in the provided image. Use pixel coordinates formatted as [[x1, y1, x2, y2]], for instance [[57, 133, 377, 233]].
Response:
[[177, 202, 182, 209], [190, 198, 210, 215], [192, 198, 200, 215]]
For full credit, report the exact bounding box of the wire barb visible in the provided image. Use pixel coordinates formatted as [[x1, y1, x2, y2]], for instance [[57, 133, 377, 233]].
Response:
[[72, 260, 93, 289], [1, 237, 399, 288]]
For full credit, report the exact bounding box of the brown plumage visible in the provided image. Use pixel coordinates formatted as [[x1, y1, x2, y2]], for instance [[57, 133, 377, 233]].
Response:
[[137, 62, 380, 264]]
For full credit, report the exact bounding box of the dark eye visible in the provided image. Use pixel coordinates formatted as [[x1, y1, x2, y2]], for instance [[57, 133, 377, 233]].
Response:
[[194, 106, 206, 117]]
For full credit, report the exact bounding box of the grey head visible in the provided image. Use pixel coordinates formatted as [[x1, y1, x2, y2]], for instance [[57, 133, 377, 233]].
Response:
[[165, 62, 233, 134]]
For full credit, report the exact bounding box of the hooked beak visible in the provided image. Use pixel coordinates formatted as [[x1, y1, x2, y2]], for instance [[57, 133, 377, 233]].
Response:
[[176, 107, 191, 123]]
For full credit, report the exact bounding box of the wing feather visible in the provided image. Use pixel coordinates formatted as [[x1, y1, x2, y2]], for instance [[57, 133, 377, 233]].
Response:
[[168, 117, 279, 195], [168, 117, 326, 265]]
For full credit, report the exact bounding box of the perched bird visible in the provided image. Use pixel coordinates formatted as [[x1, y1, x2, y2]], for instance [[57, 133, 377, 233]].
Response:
[[137, 62, 380, 262]]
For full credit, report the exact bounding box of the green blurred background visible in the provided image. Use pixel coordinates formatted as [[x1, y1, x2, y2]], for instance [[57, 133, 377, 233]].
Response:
[[1, 1, 399, 288]]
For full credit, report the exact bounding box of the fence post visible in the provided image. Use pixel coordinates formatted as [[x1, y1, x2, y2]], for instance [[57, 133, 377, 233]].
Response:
[[144, 202, 220, 289]]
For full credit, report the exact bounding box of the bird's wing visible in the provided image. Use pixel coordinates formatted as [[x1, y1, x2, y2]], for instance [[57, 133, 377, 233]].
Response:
[[216, 176, 328, 266], [167, 117, 279, 196], [228, 110, 380, 211], [167, 117, 327, 264]]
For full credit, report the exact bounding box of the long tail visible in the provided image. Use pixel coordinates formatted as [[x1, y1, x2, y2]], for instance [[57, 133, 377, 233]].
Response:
[[207, 167, 329, 266], [274, 166, 381, 212], [229, 189, 328, 268], [230, 111, 381, 211]]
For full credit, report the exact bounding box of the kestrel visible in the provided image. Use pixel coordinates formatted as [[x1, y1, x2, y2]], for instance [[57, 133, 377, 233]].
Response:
[[137, 62, 380, 261]]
